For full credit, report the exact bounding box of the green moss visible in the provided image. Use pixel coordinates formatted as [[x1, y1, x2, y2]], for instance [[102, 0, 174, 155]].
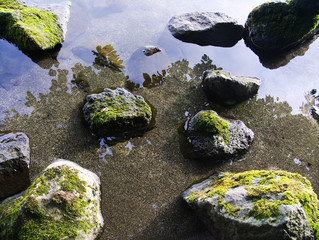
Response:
[[0, 0, 63, 50], [195, 110, 229, 144], [187, 170, 319, 237], [89, 94, 152, 136], [248, 1, 319, 50], [0, 165, 98, 240]]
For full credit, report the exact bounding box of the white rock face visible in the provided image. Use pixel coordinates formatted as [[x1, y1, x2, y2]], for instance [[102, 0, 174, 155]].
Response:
[[0, 132, 30, 199], [0, 159, 104, 240]]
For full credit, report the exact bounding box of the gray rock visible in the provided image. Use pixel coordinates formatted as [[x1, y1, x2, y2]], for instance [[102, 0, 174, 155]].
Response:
[[83, 88, 152, 136], [168, 12, 244, 47], [142, 45, 162, 56], [17, 0, 71, 40], [202, 70, 261, 105], [182, 170, 317, 240], [245, 1, 319, 51], [0, 132, 30, 199], [0, 159, 104, 239], [186, 110, 254, 160]]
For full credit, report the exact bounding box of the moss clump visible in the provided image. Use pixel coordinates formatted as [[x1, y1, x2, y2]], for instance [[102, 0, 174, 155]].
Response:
[[0, 0, 63, 50], [89, 93, 152, 136], [247, 1, 319, 50], [0, 165, 98, 240], [187, 170, 319, 237], [195, 110, 229, 143]]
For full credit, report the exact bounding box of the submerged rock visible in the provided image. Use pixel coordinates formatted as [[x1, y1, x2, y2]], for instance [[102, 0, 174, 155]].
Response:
[[0, 132, 30, 199], [83, 88, 152, 137], [0, 0, 65, 50], [202, 70, 261, 105], [182, 170, 319, 240], [168, 12, 244, 47], [0, 159, 104, 240], [245, 1, 319, 51], [186, 110, 254, 160]]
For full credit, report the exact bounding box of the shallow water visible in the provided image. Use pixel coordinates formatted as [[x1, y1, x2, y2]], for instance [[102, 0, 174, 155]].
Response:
[[1, 0, 319, 239]]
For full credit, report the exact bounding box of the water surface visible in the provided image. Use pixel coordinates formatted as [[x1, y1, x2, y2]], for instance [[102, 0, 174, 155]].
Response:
[[1, 0, 319, 239]]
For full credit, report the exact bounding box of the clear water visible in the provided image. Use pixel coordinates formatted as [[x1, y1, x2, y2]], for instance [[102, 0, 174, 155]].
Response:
[[1, 0, 319, 239]]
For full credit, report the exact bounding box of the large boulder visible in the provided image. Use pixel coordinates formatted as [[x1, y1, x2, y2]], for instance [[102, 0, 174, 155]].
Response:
[[202, 70, 261, 105], [168, 12, 244, 47], [0, 159, 104, 240], [245, 1, 319, 51], [182, 170, 319, 240], [0, 0, 67, 50], [0, 132, 30, 199], [83, 88, 152, 137], [186, 110, 254, 160]]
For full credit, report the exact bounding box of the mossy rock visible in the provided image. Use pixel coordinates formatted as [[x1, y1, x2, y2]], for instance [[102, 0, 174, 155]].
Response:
[[186, 110, 254, 160], [0, 0, 64, 50], [183, 170, 319, 240], [245, 1, 319, 51], [0, 160, 104, 240], [83, 88, 152, 137]]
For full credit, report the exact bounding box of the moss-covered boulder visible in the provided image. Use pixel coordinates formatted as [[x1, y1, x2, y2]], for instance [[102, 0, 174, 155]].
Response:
[[245, 1, 319, 51], [186, 110, 254, 160], [0, 159, 104, 240], [202, 70, 261, 105], [0, 0, 64, 50], [183, 170, 319, 240], [83, 88, 152, 137]]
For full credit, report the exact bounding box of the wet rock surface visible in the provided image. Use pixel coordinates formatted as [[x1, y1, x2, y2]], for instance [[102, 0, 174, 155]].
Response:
[[168, 12, 244, 47], [0, 132, 30, 199], [245, 1, 319, 51], [83, 88, 152, 137], [0, 159, 104, 240], [202, 70, 261, 105], [182, 170, 318, 240], [17, 0, 71, 40], [186, 110, 254, 161], [0, 0, 65, 50]]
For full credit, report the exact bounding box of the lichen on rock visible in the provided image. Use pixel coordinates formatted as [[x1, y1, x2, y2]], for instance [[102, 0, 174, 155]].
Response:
[[83, 88, 152, 137], [183, 170, 319, 240], [186, 110, 254, 160], [0, 160, 104, 240], [0, 0, 64, 50]]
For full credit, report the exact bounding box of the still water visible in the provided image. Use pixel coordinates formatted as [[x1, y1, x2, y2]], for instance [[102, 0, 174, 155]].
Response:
[[1, 0, 319, 239]]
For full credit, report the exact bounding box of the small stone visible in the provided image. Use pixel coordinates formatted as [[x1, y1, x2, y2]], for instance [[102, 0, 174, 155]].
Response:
[[182, 170, 318, 240], [0, 159, 104, 240], [202, 70, 261, 105], [83, 88, 152, 136], [0, 132, 30, 199], [168, 12, 244, 47], [186, 110, 254, 160], [142, 45, 162, 56]]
